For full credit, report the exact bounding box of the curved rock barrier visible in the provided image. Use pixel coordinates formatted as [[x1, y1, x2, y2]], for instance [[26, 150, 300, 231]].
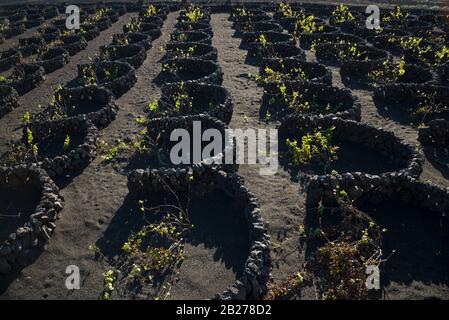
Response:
[[127, 168, 270, 300], [164, 41, 218, 62], [112, 32, 152, 50], [373, 84, 449, 123], [59, 34, 88, 56], [36, 47, 70, 73], [257, 43, 306, 66], [418, 119, 449, 147], [156, 82, 233, 123], [170, 30, 212, 45], [235, 21, 283, 35], [144, 114, 236, 172], [279, 114, 422, 178], [0, 165, 64, 275], [0, 49, 22, 72], [18, 36, 46, 57], [39, 26, 60, 43], [160, 57, 223, 85], [261, 59, 331, 85], [262, 81, 360, 121], [100, 44, 147, 69], [78, 24, 100, 41], [77, 61, 137, 97], [6, 64, 45, 95], [19, 118, 98, 178], [37, 85, 118, 128], [0, 84, 20, 117]]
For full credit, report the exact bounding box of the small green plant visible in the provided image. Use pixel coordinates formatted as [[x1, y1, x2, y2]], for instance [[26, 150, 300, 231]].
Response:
[[148, 100, 159, 112], [413, 91, 445, 124], [286, 127, 338, 172], [257, 34, 268, 48], [144, 4, 158, 17], [368, 58, 406, 87], [63, 134, 71, 151], [102, 269, 118, 300], [162, 62, 178, 75], [171, 82, 193, 112], [124, 19, 141, 33], [383, 5, 408, 24], [294, 15, 324, 37], [251, 64, 307, 86], [81, 65, 97, 86], [331, 4, 355, 24], [184, 5, 204, 22], [172, 45, 196, 59], [435, 45, 449, 64], [135, 116, 146, 126], [22, 112, 30, 125], [278, 2, 302, 18], [233, 8, 251, 17]]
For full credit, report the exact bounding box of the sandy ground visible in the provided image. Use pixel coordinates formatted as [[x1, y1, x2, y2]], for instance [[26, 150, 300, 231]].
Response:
[[0, 5, 448, 300]]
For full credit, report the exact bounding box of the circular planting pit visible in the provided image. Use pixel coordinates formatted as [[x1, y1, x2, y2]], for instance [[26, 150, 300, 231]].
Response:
[[254, 43, 306, 65], [59, 34, 88, 56], [232, 14, 273, 30], [159, 58, 223, 85], [5, 23, 26, 39], [367, 32, 410, 54], [279, 16, 329, 34], [78, 24, 100, 41], [176, 21, 213, 36], [118, 168, 270, 299], [52, 18, 67, 31], [306, 174, 449, 299], [38, 85, 118, 128], [262, 81, 360, 121], [178, 12, 211, 25], [39, 26, 60, 43], [156, 82, 233, 123], [419, 119, 449, 147], [43, 6, 59, 19], [7, 11, 26, 23], [234, 21, 283, 35], [279, 114, 422, 178], [77, 61, 137, 97], [18, 36, 46, 57], [4, 63, 45, 95], [231, 13, 271, 30], [36, 47, 70, 73], [243, 31, 295, 48], [107, 11, 120, 23], [100, 44, 147, 69], [25, 17, 44, 28], [299, 32, 362, 50], [395, 64, 435, 85], [112, 32, 152, 50], [138, 16, 164, 27], [366, 62, 436, 88], [260, 59, 331, 86], [130, 114, 236, 172], [316, 42, 389, 70], [170, 30, 212, 45], [0, 49, 22, 72], [0, 165, 64, 275], [164, 42, 217, 62], [95, 17, 111, 31], [16, 117, 98, 178], [0, 84, 20, 117], [135, 22, 162, 40], [373, 84, 449, 125]]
